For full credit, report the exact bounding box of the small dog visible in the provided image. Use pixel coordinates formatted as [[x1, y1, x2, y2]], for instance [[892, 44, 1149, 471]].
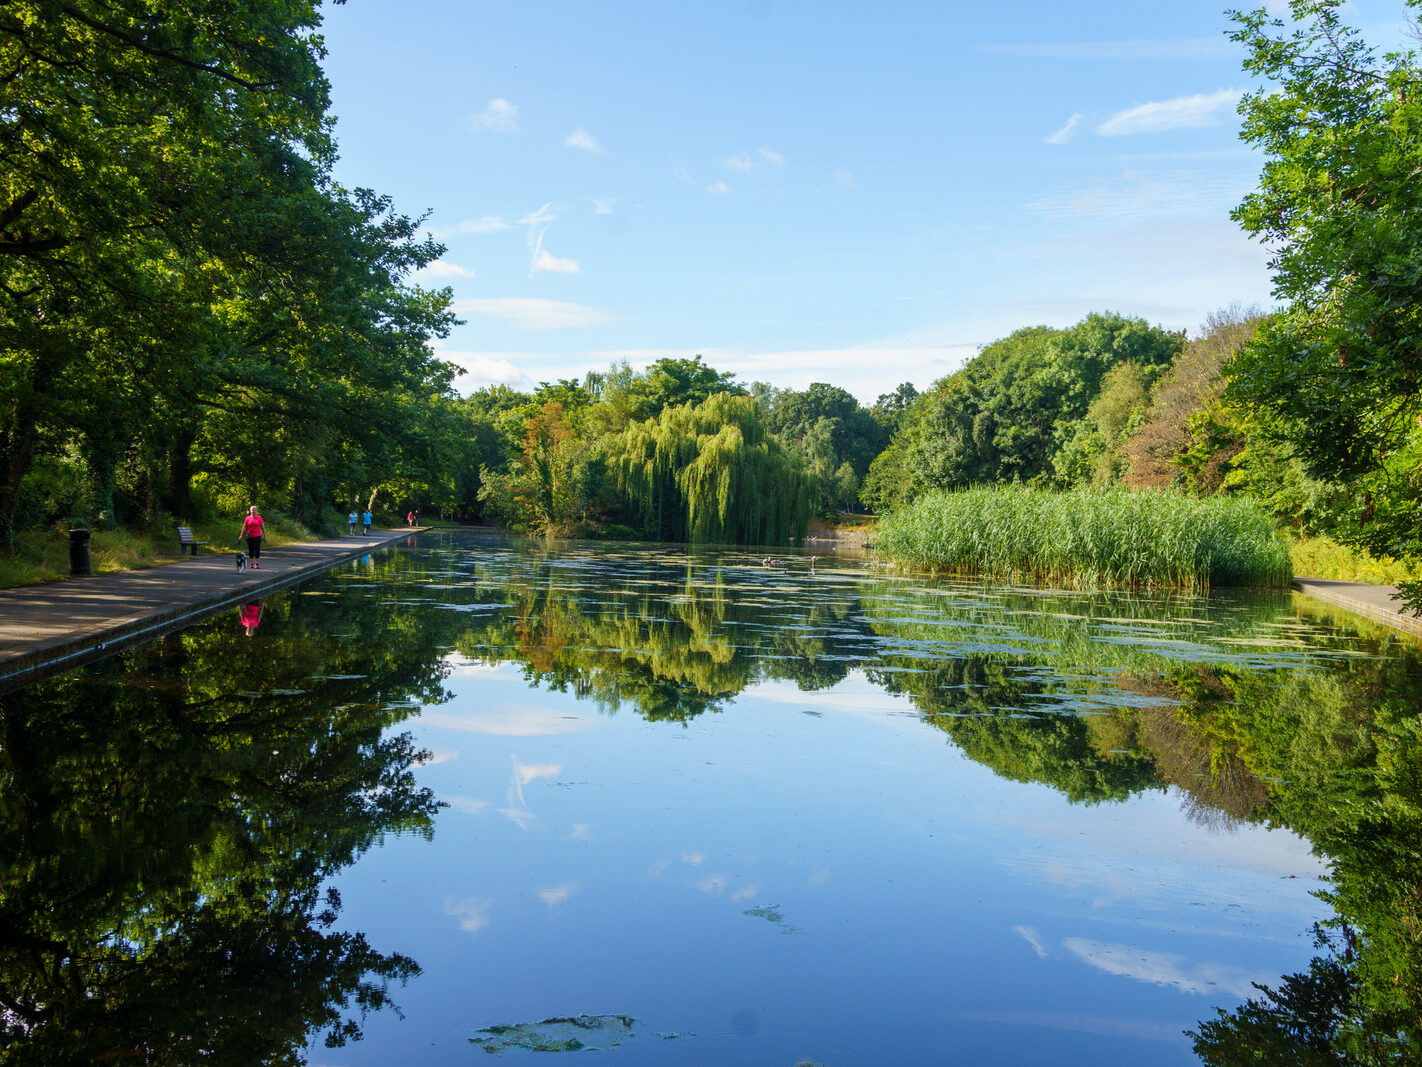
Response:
[[235, 551, 248, 573]]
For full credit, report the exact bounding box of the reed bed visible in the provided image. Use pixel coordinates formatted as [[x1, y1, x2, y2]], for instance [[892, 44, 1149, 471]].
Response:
[[875, 486, 1292, 590]]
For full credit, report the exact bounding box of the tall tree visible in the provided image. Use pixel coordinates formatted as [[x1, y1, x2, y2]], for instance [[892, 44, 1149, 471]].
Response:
[[1228, 0, 1422, 570]]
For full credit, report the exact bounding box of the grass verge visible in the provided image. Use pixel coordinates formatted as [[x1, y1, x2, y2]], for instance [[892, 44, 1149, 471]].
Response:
[[0, 515, 317, 588], [875, 486, 1292, 590]]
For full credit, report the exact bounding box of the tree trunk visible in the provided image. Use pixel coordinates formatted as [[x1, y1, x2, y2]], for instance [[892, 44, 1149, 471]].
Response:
[[0, 414, 38, 553]]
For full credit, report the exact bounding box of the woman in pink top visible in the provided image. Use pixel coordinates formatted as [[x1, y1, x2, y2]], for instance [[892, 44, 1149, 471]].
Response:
[[239, 601, 263, 636], [239, 506, 265, 569]]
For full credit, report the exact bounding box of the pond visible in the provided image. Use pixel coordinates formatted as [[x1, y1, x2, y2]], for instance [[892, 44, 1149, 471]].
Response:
[[2, 529, 1420, 1064]]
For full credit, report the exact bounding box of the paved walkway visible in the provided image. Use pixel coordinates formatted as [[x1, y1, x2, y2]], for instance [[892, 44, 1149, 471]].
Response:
[[0, 528, 426, 691], [1293, 577, 1422, 638]]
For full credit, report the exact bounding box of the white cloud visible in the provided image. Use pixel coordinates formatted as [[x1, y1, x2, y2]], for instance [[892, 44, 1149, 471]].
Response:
[[445, 897, 493, 934], [1046, 113, 1082, 145], [983, 38, 1240, 60], [565, 127, 605, 154], [758, 146, 786, 166], [417, 259, 477, 280], [453, 297, 614, 330], [706, 180, 731, 195], [1063, 938, 1273, 998], [433, 350, 527, 389], [835, 168, 857, 188], [532, 249, 581, 274], [1096, 88, 1244, 137], [471, 97, 518, 133], [591, 197, 616, 214], [673, 166, 695, 184], [520, 202, 581, 276], [725, 153, 754, 172]]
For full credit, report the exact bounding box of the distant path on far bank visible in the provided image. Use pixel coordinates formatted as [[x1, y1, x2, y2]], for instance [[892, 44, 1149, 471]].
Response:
[[1294, 577, 1422, 639], [0, 528, 427, 693]]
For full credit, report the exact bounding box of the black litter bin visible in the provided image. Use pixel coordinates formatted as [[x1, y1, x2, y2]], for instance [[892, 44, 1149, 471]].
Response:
[[69, 528, 91, 576]]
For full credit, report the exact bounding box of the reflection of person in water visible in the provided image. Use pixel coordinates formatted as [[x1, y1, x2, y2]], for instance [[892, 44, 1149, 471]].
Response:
[[239, 601, 263, 637]]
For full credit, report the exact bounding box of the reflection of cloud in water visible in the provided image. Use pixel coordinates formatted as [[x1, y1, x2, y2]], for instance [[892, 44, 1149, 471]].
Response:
[[515, 762, 561, 786], [445, 897, 493, 934], [570, 823, 591, 840], [439, 655, 524, 680], [698, 876, 727, 896], [539, 884, 577, 907], [499, 760, 563, 830], [1014, 924, 1049, 958], [807, 868, 830, 887], [732, 885, 758, 902], [943, 1008, 1184, 1044], [682, 852, 705, 866], [415, 749, 458, 767], [1063, 937, 1270, 998], [419, 706, 596, 736], [443, 794, 492, 814]]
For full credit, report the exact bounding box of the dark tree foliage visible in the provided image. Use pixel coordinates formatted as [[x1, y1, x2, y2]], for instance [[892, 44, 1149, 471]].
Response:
[[0, 0, 458, 542], [1228, 0, 1422, 583]]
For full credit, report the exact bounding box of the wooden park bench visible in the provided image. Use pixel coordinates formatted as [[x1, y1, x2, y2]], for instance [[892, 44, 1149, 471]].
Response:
[[175, 525, 208, 556]]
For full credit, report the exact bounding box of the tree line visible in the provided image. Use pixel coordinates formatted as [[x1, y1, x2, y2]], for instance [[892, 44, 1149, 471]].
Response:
[[6, 0, 1422, 587]]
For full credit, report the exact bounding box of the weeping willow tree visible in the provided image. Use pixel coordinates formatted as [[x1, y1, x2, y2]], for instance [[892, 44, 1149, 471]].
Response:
[[610, 392, 813, 544]]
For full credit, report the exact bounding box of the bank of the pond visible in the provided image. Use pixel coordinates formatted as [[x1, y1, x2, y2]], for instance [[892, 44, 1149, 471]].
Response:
[[0, 528, 427, 692], [875, 486, 1292, 590]]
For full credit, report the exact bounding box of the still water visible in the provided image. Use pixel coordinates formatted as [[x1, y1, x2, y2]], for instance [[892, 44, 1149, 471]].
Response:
[[2, 530, 1420, 1064]]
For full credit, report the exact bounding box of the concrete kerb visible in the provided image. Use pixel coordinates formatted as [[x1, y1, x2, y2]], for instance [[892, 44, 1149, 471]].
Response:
[[1292, 577, 1422, 640], [0, 528, 424, 695]]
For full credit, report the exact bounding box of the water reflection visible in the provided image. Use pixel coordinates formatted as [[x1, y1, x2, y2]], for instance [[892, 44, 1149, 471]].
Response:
[[0, 586, 445, 1062], [2, 532, 1421, 1062]]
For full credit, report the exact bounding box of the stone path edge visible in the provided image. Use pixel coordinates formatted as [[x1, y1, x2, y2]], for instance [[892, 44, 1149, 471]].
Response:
[[1293, 577, 1422, 639], [0, 528, 424, 695]]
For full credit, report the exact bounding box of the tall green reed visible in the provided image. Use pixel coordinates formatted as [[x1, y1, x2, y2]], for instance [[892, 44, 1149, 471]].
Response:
[[875, 486, 1292, 590]]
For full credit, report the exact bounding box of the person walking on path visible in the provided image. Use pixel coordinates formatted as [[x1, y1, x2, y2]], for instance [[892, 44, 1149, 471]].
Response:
[[362, 508, 373, 536], [348, 508, 359, 534], [407, 510, 415, 527], [239, 506, 265, 569]]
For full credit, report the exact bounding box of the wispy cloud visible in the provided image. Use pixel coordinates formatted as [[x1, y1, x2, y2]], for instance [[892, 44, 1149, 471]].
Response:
[[539, 884, 577, 907], [565, 128, 605, 154], [1097, 88, 1244, 136], [1046, 113, 1083, 145], [520, 203, 581, 276], [706, 180, 731, 195], [1014, 925, 1050, 958], [982, 38, 1240, 60], [758, 146, 786, 166], [725, 153, 754, 173], [835, 168, 857, 189], [1026, 169, 1251, 223], [429, 216, 511, 239], [417, 259, 477, 280], [591, 197, 616, 215], [453, 298, 614, 330], [471, 97, 518, 133]]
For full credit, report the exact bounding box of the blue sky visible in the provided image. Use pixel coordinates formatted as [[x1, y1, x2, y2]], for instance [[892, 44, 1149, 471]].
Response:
[[318, 0, 1413, 403]]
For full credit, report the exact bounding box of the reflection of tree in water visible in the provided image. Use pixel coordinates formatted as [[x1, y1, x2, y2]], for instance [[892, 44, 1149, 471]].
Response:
[[853, 578, 1422, 1057], [454, 561, 868, 721], [0, 585, 451, 1064]]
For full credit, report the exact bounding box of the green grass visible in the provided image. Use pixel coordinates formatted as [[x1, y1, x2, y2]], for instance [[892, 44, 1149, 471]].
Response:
[[1288, 533, 1422, 585], [0, 514, 319, 588], [875, 486, 1292, 590]]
